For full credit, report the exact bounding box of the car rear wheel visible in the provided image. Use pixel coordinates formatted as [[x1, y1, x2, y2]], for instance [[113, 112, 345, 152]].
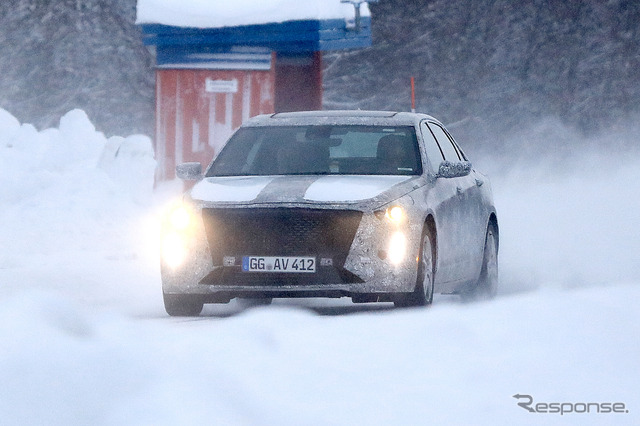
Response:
[[462, 224, 498, 301], [163, 293, 204, 316], [394, 231, 434, 308]]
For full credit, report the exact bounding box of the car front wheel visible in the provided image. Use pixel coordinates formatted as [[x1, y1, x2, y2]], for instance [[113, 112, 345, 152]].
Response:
[[163, 293, 204, 317], [394, 231, 434, 308]]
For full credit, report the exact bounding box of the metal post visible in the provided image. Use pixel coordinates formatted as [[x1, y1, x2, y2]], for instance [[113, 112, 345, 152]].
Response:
[[341, 0, 378, 32]]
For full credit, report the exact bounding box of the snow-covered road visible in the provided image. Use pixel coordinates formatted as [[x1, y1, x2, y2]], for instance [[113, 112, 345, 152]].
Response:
[[1, 110, 638, 425]]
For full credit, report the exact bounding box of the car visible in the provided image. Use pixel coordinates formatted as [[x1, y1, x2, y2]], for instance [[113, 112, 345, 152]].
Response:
[[160, 110, 498, 316]]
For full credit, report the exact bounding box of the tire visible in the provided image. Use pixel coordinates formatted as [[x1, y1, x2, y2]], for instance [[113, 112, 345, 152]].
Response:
[[163, 293, 204, 317], [394, 231, 434, 308], [461, 224, 498, 301]]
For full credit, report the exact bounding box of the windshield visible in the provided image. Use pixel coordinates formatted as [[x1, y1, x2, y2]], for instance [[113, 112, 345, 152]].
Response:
[[206, 125, 422, 177]]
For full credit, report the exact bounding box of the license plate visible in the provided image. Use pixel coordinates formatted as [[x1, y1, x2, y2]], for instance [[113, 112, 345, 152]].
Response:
[[242, 256, 316, 273]]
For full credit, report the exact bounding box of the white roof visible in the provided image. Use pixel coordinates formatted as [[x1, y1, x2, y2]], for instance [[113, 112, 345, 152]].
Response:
[[136, 0, 370, 29]]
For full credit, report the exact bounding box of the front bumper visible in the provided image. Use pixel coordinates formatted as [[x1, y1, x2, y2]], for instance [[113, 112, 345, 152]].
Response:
[[161, 204, 423, 299]]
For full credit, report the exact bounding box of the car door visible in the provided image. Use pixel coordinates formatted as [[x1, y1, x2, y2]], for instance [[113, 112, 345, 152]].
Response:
[[419, 121, 458, 288], [424, 122, 478, 288], [443, 127, 488, 283]]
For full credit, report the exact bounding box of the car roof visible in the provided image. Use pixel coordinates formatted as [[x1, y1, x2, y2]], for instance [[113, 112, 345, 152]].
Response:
[[242, 110, 440, 127]]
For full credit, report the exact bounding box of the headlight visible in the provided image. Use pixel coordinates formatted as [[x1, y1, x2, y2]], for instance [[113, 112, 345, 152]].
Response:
[[384, 206, 405, 224], [388, 231, 407, 265], [162, 202, 195, 269], [162, 232, 186, 270]]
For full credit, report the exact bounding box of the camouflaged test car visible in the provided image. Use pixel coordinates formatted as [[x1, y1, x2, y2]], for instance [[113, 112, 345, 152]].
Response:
[[160, 111, 498, 316]]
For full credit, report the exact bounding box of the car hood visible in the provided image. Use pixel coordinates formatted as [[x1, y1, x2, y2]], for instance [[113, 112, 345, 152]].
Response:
[[189, 175, 418, 205]]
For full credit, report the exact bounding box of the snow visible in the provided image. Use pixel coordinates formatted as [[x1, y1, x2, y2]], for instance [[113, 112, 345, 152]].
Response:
[[136, 0, 370, 29], [192, 176, 275, 202], [190, 175, 412, 203], [1, 108, 639, 425], [304, 175, 412, 202]]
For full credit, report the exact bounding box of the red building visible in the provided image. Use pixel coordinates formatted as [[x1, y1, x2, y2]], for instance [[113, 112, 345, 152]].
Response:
[[140, 13, 372, 180]]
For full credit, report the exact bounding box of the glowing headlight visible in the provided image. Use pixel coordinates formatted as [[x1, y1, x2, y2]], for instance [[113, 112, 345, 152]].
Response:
[[162, 232, 186, 270], [388, 231, 407, 265], [169, 205, 191, 231], [162, 203, 195, 269], [385, 206, 405, 224]]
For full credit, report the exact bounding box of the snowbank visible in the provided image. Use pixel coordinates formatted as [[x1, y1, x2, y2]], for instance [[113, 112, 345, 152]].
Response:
[[0, 109, 155, 257], [0, 108, 638, 425], [0, 109, 159, 309], [136, 0, 370, 28]]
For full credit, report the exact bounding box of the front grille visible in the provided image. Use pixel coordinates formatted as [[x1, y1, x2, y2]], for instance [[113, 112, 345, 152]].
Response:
[[200, 208, 363, 286]]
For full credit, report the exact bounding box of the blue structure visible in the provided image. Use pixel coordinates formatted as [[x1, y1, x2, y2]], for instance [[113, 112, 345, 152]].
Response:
[[140, 17, 372, 59]]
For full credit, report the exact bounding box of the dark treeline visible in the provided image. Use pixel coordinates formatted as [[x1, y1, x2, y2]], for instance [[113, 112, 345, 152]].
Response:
[[325, 0, 640, 141], [0, 0, 154, 136], [0, 0, 638, 140]]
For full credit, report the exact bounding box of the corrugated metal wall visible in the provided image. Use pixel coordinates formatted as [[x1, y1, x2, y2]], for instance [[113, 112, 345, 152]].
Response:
[[154, 68, 275, 180]]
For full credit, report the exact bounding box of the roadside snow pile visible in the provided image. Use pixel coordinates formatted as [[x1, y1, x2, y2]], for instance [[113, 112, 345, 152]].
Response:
[[0, 109, 161, 312], [136, 0, 369, 28], [0, 109, 155, 261]]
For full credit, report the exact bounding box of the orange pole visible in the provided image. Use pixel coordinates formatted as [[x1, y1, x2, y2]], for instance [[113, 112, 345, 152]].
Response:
[[410, 77, 416, 112]]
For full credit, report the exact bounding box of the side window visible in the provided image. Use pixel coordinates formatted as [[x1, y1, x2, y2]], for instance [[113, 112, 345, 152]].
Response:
[[443, 127, 468, 161], [452, 139, 468, 162], [420, 122, 444, 171], [428, 123, 461, 162]]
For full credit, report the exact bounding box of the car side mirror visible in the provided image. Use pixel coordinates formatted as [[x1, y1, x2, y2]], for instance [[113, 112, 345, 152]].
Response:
[[176, 162, 203, 181], [437, 161, 472, 179]]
